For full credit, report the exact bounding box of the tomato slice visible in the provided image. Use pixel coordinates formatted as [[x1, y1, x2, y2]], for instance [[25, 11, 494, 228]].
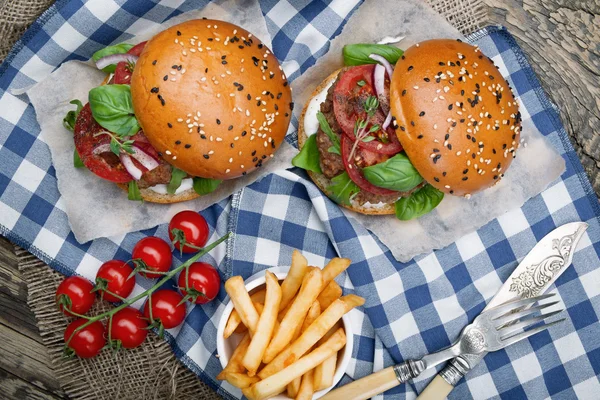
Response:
[[333, 65, 402, 155], [113, 62, 133, 84], [340, 135, 398, 196], [127, 41, 147, 57]]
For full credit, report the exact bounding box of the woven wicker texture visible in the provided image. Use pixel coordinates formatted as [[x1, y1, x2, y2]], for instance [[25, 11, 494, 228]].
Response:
[[4, 0, 485, 398]]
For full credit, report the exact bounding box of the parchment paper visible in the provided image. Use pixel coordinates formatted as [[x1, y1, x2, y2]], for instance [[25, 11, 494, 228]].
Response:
[[28, 1, 298, 243], [291, 0, 565, 262]]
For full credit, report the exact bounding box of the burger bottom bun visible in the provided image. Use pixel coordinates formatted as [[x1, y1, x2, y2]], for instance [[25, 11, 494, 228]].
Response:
[[298, 70, 395, 216], [116, 183, 200, 204]]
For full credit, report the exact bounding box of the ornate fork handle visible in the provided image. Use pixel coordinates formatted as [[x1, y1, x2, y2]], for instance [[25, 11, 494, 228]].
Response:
[[393, 359, 426, 383]]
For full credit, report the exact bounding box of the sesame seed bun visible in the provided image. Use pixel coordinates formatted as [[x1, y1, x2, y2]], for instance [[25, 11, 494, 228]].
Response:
[[298, 69, 395, 215], [390, 39, 522, 196], [131, 19, 293, 180], [116, 183, 199, 203]]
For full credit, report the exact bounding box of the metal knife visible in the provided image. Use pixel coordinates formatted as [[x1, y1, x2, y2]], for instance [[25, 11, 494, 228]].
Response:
[[417, 222, 588, 400]]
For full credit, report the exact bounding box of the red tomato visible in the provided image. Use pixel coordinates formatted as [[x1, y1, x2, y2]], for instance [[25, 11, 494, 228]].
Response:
[[110, 307, 148, 349], [96, 260, 136, 303], [178, 262, 221, 304], [64, 319, 106, 358], [333, 65, 402, 155], [168, 211, 209, 253], [113, 61, 133, 84], [73, 104, 133, 183], [132, 237, 173, 279], [127, 41, 147, 57], [56, 276, 95, 316], [143, 290, 186, 329]]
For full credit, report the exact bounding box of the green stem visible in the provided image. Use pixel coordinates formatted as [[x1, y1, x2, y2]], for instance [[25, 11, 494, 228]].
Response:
[[65, 232, 232, 345], [104, 289, 127, 302]]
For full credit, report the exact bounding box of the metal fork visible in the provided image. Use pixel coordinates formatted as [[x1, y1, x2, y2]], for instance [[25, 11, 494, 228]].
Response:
[[321, 293, 565, 400]]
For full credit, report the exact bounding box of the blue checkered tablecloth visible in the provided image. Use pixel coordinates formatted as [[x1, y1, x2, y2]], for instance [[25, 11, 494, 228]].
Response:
[[1, 1, 599, 399]]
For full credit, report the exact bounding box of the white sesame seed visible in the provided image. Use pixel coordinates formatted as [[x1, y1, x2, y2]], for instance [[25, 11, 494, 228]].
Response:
[[208, 150, 214, 155], [216, 137, 223, 142], [229, 158, 233, 163], [172, 156, 177, 160], [165, 150, 172, 155], [225, 169, 230, 173]]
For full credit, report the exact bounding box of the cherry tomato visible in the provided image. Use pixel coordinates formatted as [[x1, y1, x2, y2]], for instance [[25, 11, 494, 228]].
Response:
[[168, 211, 209, 253], [56, 276, 95, 316], [127, 41, 147, 57], [178, 262, 221, 304], [132, 237, 172, 279], [64, 319, 106, 358], [143, 290, 186, 329], [110, 307, 148, 349], [96, 260, 136, 303]]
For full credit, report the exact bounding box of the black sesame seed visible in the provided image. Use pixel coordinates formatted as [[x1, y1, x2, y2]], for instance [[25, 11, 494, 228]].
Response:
[[247, 94, 251, 100], [448, 144, 452, 150], [222, 60, 228, 65], [253, 157, 258, 162], [450, 190, 454, 194], [434, 177, 440, 182], [283, 82, 288, 87], [208, 38, 213, 41], [424, 77, 430, 82], [452, 122, 457, 127], [472, 153, 476, 159], [252, 150, 256, 156], [400, 126, 405, 132], [461, 90, 465, 96], [256, 100, 261, 106], [503, 144, 507, 149], [402, 89, 407, 96], [285, 113, 289, 117], [439, 62, 445, 66], [492, 149, 497, 154], [228, 125, 233, 131], [252, 56, 259, 66], [258, 43, 263, 49], [185, 144, 191, 149], [151, 87, 159, 93], [205, 68, 209, 73], [176, 30, 181, 36], [467, 135, 471, 140], [158, 95, 165, 106], [158, 152, 163, 157], [448, 104, 453, 110], [274, 104, 279, 111], [494, 175, 499, 179], [433, 148, 440, 153], [172, 65, 178, 69], [277, 92, 282, 99], [443, 172, 447, 177], [242, 131, 247, 136], [411, 121, 415, 126], [163, 75, 168, 81], [463, 169, 468, 174], [462, 177, 468, 181], [445, 134, 450, 140], [242, 172, 247, 176], [419, 111, 425, 117], [152, 60, 157, 65], [433, 155, 441, 164], [200, 134, 206, 139], [230, 143, 234, 148], [175, 140, 181, 145], [473, 121, 478, 126], [203, 154, 209, 159], [221, 55, 226, 60], [417, 134, 424, 139], [290, 102, 295, 110], [408, 66, 414, 71], [471, 137, 476, 143], [167, 123, 172, 128], [401, 55, 405, 60], [216, 119, 221, 125], [261, 155, 267, 159], [238, 45, 244, 49], [271, 141, 276, 148], [449, 62, 456, 67]]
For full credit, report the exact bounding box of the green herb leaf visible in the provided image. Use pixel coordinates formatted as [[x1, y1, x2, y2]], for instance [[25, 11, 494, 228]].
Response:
[[193, 177, 222, 195], [89, 84, 140, 136], [92, 43, 134, 73], [362, 153, 423, 192], [328, 146, 341, 155], [63, 99, 84, 131], [292, 134, 322, 174], [362, 136, 376, 143], [168, 167, 187, 195], [327, 172, 360, 206], [73, 149, 85, 168], [317, 112, 340, 155], [343, 44, 404, 66], [357, 80, 366, 87], [394, 184, 444, 220], [109, 138, 121, 156], [128, 180, 143, 202], [364, 96, 379, 116]]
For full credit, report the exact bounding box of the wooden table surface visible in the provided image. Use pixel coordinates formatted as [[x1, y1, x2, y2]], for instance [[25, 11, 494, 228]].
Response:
[[1, 1, 598, 399]]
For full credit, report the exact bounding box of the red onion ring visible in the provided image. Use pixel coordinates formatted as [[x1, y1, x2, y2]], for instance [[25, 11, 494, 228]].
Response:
[[96, 54, 138, 70], [119, 154, 142, 180], [382, 112, 393, 130], [372, 63, 386, 102], [369, 54, 395, 131], [91, 143, 112, 155], [130, 145, 159, 171]]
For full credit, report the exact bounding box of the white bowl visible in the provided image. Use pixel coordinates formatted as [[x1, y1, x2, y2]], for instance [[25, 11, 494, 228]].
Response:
[[216, 267, 353, 399]]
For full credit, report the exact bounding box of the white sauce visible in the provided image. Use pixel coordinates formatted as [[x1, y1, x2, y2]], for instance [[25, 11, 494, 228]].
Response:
[[377, 35, 405, 45], [147, 178, 194, 195], [303, 78, 336, 137], [361, 201, 387, 209]]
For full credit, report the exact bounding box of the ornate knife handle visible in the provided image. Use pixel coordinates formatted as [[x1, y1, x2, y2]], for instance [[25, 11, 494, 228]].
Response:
[[394, 359, 426, 383]]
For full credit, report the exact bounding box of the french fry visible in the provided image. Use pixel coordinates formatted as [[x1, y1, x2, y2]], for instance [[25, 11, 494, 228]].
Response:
[[245, 328, 347, 400], [287, 376, 301, 398], [317, 280, 343, 310], [217, 333, 251, 380], [286, 301, 320, 395], [280, 250, 309, 311], [296, 369, 314, 400], [225, 276, 260, 336], [263, 268, 323, 363], [249, 288, 266, 304], [224, 310, 243, 338], [232, 302, 265, 336], [321, 258, 351, 287], [314, 353, 337, 391], [224, 372, 260, 389], [259, 295, 364, 379], [243, 271, 282, 376]]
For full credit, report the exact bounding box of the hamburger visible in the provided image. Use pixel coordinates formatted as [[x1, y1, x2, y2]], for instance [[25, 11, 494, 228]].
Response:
[[63, 19, 292, 203], [294, 39, 522, 220]]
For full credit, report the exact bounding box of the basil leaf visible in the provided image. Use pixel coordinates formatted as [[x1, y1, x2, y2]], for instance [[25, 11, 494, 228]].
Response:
[[394, 184, 444, 221], [128, 180, 143, 202], [317, 112, 340, 155], [89, 84, 140, 136], [343, 44, 404, 66], [292, 134, 322, 174], [193, 177, 222, 195], [92, 43, 134, 73], [327, 172, 360, 206], [328, 146, 341, 156], [73, 149, 85, 168], [63, 99, 84, 131], [168, 167, 187, 195], [362, 153, 423, 192]]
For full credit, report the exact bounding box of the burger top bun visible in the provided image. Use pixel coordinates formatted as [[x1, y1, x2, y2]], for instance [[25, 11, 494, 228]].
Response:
[[131, 19, 293, 180], [390, 39, 522, 196]]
